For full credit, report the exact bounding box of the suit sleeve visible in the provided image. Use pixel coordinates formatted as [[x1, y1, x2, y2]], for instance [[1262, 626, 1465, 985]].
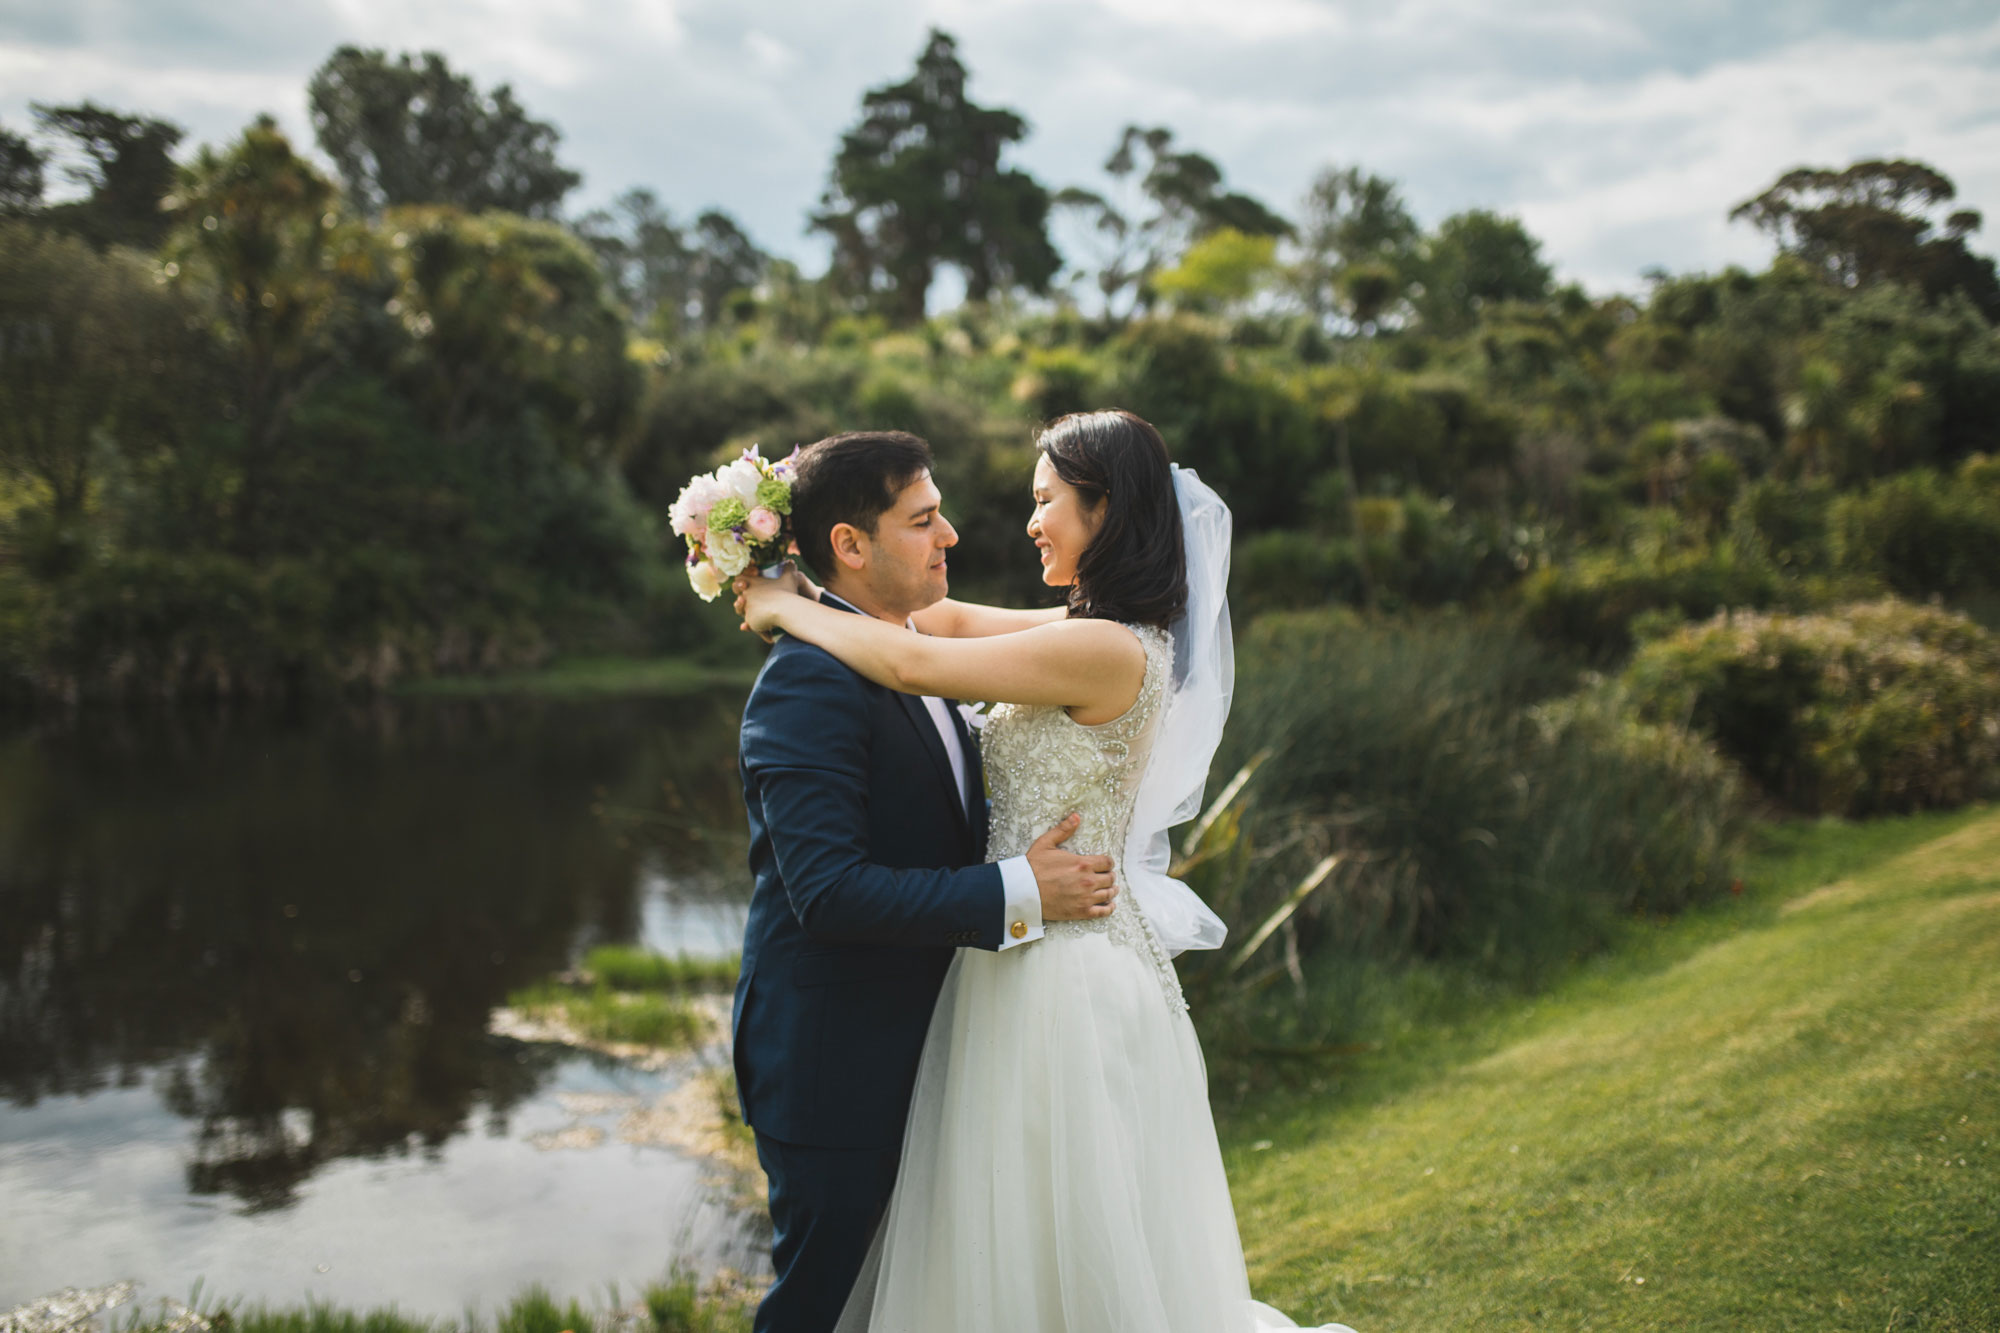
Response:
[[743, 643, 1008, 950]]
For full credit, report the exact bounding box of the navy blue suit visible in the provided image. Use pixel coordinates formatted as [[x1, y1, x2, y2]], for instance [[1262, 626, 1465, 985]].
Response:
[[733, 603, 1004, 1333]]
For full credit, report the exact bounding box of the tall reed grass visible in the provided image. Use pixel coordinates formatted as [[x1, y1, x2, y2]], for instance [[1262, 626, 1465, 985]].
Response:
[[1183, 608, 1749, 1065]]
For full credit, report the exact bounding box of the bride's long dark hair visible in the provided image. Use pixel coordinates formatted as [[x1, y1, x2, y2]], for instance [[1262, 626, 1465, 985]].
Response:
[[1037, 409, 1187, 631]]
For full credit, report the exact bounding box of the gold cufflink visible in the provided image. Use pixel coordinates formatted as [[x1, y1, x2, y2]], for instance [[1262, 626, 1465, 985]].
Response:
[[1010, 920, 1028, 939]]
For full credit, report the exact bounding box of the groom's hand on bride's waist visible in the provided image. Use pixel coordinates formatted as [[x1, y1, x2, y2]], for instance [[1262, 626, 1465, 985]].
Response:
[[1028, 813, 1117, 922]]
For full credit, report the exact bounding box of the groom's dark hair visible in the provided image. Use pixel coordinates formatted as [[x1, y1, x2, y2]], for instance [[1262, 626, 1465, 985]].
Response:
[[790, 430, 936, 580]]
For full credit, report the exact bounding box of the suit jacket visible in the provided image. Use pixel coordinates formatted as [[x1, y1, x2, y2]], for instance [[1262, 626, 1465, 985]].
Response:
[[732, 611, 1001, 1149]]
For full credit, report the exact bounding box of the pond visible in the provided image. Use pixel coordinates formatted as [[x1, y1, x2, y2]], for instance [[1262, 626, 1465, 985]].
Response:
[[0, 689, 762, 1317]]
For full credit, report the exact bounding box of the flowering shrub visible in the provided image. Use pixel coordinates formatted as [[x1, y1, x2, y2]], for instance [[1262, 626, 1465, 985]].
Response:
[[1618, 599, 2000, 816]]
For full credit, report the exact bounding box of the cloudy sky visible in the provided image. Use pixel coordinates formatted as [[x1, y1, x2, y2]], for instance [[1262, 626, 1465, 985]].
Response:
[[4, 0, 1997, 296]]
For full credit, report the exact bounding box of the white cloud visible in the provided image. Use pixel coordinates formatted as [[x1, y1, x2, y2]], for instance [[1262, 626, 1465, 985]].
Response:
[[2, 0, 1995, 296], [0, 41, 313, 162], [1082, 0, 1342, 41], [742, 30, 798, 77], [1407, 18, 2000, 289]]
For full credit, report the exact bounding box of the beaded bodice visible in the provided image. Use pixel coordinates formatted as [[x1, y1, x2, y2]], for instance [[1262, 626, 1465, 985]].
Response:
[[980, 623, 1186, 1014]]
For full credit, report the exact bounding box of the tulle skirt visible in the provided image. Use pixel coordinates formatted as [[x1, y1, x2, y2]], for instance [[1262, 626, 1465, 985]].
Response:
[[834, 927, 1356, 1333]]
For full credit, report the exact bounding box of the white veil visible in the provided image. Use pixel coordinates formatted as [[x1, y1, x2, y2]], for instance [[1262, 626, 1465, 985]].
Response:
[[1122, 464, 1233, 956]]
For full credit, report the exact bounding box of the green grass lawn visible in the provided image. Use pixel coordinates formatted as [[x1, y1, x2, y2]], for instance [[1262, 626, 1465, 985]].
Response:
[[1226, 805, 2000, 1331]]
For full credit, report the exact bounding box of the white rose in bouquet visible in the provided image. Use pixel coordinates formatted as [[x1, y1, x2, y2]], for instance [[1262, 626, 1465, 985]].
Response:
[[719, 457, 764, 507], [709, 529, 752, 577], [687, 560, 726, 601]]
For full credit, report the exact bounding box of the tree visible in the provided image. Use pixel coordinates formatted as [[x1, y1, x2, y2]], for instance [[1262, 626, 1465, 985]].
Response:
[[30, 102, 184, 248], [1730, 158, 2000, 320], [1294, 166, 1418, 330], [1055, 125, 1290, 317], [164, 117, 352, 542], [1412, 210, 1552, 336], [308, 46, 581, 218], [384, 207, 634, 456], [576, 188, 695, 334], [1151, 227, 1281, 314], [688, 209, 767, 327], [811, 29, 1058, 323], [0, 224, 183, 534], [577, 195, 767, 336], [0, 124, 44, 214]]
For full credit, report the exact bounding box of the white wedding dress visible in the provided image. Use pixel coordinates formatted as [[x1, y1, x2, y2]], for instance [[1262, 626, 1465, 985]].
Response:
[[835, 622, 1355, 1333]]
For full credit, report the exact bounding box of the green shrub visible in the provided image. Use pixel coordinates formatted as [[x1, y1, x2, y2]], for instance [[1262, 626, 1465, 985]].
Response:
[[0, 567, 51, 698], [1618, 599, 2000, 815], [1202, 610, 1745, 985], [1230, 530, 1360, 617], [1231, 500, 1544, 620], [1516, 542, 1791, 663], [1828, 467, 2000, 598], [1010, 346, 1102, 421], [1729, 476, 1834, 572], [17, 548, 551, 701]]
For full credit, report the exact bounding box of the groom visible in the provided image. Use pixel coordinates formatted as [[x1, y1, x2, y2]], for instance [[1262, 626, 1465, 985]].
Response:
[[733, 430, 1116, 1333]]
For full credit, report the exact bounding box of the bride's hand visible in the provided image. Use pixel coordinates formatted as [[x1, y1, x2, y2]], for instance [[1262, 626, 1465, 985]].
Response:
[[733, 564, 807, 640], [789, 558, 824, 605]]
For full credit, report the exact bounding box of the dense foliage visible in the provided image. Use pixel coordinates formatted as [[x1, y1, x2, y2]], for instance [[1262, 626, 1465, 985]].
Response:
[[0, 32, 1996, 730], [1618, 600, 2000, 817]]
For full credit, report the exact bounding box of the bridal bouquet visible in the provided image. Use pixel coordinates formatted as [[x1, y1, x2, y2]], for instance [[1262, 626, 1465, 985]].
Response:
[[669, 446, 800, 601]]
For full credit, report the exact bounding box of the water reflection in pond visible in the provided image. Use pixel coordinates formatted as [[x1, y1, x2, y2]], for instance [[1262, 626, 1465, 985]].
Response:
[[0, 690, 759, 1314]]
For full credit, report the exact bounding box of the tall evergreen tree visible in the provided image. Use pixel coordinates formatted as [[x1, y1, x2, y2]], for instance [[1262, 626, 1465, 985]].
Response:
[[1295, 166, 1419, 330], [0, 124, 45, 215], [308, 46, 581, 218], [165, 116, 349, 544], [30, 102, 184, 248], [1732, 159, 1999, 320], [576, 188, 696, 333], [1055, 125, 1289, 316], [1412, 210, 1553, 336], [0, 224, 182, 531], [811, 29, 1058, 323], [688, 209, 767, 326]]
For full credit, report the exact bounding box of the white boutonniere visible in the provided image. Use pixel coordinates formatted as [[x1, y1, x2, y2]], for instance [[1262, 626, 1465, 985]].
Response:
[[957, 701, 989, 732]]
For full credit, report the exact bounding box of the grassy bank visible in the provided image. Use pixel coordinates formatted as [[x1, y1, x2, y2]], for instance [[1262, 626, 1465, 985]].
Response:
[[106, 1274, 754, 1333], [493, 946, 762, 1198], [499, 946, 741, 1051], [1225, 804, 2000, 1331], [397, 656, 758, 699]]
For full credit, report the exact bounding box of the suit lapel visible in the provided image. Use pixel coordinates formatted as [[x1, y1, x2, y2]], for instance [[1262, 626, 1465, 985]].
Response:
[[893, 691, 972, 841], [820, 591, 973, 847], [946, 698, 989, 858]]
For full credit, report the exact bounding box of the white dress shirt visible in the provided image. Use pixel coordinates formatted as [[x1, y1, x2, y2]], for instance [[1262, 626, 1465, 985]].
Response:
[[820, 593, 1043, 950]]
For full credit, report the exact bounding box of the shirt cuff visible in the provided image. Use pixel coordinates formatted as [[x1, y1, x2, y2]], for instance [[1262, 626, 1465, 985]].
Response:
[[996, 855, 1043, 950]]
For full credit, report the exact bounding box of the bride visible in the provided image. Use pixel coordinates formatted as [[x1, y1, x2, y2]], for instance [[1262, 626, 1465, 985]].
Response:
[[738, 409, 1355, 1333]]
